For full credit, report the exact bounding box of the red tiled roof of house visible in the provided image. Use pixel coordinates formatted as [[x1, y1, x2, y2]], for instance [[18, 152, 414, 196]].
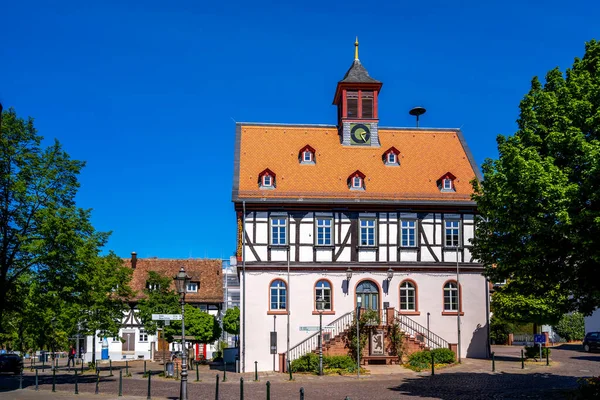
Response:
[[233, 124, 481, 204], [127, 257, 223, 303]]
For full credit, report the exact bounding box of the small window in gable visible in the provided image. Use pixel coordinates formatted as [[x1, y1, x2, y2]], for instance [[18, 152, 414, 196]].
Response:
[[437, 172, 456, 192], [383, 147, 400, 166], [259, 169, 276, 189], [298, 145, 316, 164], [347, 170, 366, 190]]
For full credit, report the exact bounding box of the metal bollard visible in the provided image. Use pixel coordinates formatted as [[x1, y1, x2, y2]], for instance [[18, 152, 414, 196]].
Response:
[[19, 370, 23, 389], [81, 359, 84, 374], [95, 371, 100, 394], [42, 357, 45, 372], [75, 370, 79, 394], [196, 362, 199, 381], [266, 381, 271, 400], [300, 387, 305, 400], [288, 363, 293, 381], [109, 359, 113, 376], [176, 362, 179, 380], [546, 348, 549, 366], [223, 362, 227, 382], [119, 369, 123, 396], [215, 374, 219, 400], [431, 352, 435, 376], [144, 360, 147, 375], [35, 369, 39, 391], [52, 369, 56, 392], [521, 349, 524, 369], [492, 352, 495, 372], [255, 361, 258, 381], [147, 371, 152, 400], [240, 377, 244, 400], [126, 360, 129, 376]]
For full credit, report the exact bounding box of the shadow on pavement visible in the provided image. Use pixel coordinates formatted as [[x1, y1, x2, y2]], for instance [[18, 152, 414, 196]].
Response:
[[388, 371, 579, 399]]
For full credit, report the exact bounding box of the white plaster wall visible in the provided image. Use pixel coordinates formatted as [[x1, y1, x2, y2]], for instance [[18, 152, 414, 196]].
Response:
[[359, 249, 377, 262], [241, 270, 488, 372], [585, 309, 600, 332]]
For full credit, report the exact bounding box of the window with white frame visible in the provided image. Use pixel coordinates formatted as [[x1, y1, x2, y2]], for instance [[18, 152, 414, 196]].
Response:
[[303, 151, 312, 162], [270, 280, 287, 310], [146, 282, 159, 291], [445, 220, 460, 247], [112, 336, 120, 342], [401, 220, 416, 247], [262, 175, 273, 187], [352, 176, 363, 188], [139, 329, 148, 342], [399, 281, 416, 311], [316, 218, 332, 246], [360, 218, 376, 246], [442, 178, 452, 190], [444, 281, 459, 311], [270, 217, 287, 245], [315, 280, 332, 311], [387, 153, 396, 164], [186, 282, 198, 293]]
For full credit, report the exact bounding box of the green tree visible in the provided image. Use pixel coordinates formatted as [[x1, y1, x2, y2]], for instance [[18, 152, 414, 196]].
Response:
[[136, 271, 180, 335], [163, 304, 221, 345], [472, 40, 600, 315], [222, 307, 240, 336], [490, 288, 566, 328], [553, 312, 585, 342], [0, 107, 107, 329]]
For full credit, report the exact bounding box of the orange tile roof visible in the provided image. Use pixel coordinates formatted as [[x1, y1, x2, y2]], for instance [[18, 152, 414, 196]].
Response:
[[234, 124, 480, 204]]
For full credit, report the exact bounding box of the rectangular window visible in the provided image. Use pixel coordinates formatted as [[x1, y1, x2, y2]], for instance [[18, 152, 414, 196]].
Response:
[[443, 178, 452, 190], [263, 175, 272, 187], [270, 217, 287, 246], [401, 220, 416, 247], [445, 220, 460, 247], [387, 153, 396, 164], [146, 282, 159, 291], [316, 218, 332, 246], [360, 219, 376, 246], [444, 284, 459, 311], [303, 151, 312, 162], [347, 91, 358, 117], [361, 91, 373, 118], [186, 282, 198, 293], [139, 329, 148, 342], [352, 176, 362, 188]]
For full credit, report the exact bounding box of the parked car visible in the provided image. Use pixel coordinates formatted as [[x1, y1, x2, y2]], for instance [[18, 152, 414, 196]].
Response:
[[582, 332, 600, 352], [0, 354, 23, 374]]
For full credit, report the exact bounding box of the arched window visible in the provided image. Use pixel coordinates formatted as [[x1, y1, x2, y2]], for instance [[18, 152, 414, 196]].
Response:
[[443, 281, 459, 312], [270, 280, 287, 310], [399, 281, 417, 312], [314, 280, 332, 311]]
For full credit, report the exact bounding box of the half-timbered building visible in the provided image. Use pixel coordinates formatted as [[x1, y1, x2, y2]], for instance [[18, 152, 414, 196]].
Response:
[[232, 41, 489, 372]]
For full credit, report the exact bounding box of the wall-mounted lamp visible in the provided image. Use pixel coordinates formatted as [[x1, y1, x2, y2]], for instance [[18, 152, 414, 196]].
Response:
[[386, 267, 394, 281], [346, 267, 353, 282]]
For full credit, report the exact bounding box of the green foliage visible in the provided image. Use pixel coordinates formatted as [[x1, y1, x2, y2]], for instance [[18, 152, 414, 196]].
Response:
[[471, 40, 600, 315], [387, 322, 406, 360], [490, 289, 564, 326], [290, 353, 355, 374], [290, 353, 319, 373], [524, 345, 551, 360], [490, 315, 516, 345], [136, 271, 180, 334], [163, 304, 222, 344], [323, 355, 354, 370], [574, 376, 600, 399], [222, 307, 240, 336], [553, 312, 585, 342], [407, 349, 456, 371], [344, 309, 380, 362]]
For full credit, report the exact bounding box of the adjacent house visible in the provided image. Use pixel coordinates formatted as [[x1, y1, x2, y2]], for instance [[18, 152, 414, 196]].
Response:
[[82, 254, 223, 362], [231, 40, 489, 372]]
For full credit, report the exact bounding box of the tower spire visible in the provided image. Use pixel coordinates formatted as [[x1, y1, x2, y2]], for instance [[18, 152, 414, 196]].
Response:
[[354, 36, 359, 61]]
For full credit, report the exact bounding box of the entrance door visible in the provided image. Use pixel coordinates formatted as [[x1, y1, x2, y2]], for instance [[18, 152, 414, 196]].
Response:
[[122, 332, 135, 352], [356, 280, 379, 311]]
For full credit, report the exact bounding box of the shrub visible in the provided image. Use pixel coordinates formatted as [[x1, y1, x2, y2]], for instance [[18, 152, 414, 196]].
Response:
[[290, 353, 319, 373], [431, 348, 456, 364], [573, 376, 600, 399], [489, 315, 515, 345], [553, 312, 585, 342], [323, 355, 354, 370], [524, 345, 550, 360]]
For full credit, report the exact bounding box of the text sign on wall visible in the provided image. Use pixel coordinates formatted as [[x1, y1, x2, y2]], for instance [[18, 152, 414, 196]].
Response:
[[299, 326, 319, 332], [152, 314, 182, 321]]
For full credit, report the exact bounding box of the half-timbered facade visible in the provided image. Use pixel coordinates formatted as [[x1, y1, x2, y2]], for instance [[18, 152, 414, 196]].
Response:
[[83, 255, 223, 362], [232, 41, 489, 372]]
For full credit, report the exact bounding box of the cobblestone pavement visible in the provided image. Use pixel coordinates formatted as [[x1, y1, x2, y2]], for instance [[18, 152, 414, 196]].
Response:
[[0, 344, 598, 400]]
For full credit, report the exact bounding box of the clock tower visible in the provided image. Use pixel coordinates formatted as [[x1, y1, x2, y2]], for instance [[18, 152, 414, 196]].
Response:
[[332, 38, 383, 147]]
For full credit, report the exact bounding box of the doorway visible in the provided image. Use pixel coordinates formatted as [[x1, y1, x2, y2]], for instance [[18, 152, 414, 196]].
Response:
[[356, 280, 379, 311]]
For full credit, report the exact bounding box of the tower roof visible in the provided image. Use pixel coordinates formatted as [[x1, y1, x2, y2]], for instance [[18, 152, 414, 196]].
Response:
[[339, 59, 381, 83]]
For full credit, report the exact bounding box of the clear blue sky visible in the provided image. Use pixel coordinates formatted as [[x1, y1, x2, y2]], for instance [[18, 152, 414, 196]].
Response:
[[1, 0, 597, 259]]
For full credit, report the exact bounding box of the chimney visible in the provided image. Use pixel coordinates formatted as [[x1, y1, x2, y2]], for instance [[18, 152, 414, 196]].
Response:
[[131, 252, 137, 269]]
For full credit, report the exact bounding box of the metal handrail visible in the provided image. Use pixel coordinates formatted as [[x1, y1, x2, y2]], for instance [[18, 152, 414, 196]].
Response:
[[393, 310, 449, 350], [286, 311, 355, 362]]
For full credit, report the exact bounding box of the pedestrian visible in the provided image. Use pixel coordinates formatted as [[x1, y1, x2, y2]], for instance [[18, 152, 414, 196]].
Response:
[[67, 345, 76, 368]]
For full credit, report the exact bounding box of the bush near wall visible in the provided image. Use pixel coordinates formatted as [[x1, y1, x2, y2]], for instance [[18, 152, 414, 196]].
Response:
[[524, 345, 551, 360], [290, 354, 357, 374], [406, 348, 456, 371]]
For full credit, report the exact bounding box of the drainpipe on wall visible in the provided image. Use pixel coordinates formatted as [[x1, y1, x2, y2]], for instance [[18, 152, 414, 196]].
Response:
[[242, 201, 246, 373]]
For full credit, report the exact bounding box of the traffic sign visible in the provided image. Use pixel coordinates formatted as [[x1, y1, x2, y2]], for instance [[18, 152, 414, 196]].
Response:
[[534, 334, 545, 344], [152, 314, 182, 321]]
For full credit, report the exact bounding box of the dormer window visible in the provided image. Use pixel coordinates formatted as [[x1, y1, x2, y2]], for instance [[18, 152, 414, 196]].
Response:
[[437, 172, 456, 192], [348, 170, 366, 190], [298, 145, 316, 164], [383, 147, 400, 166], [259, 168, 276, 189]]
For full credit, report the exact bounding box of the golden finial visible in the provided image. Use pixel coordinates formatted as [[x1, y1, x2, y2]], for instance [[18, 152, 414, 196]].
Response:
[[354, 36, 359, 60]]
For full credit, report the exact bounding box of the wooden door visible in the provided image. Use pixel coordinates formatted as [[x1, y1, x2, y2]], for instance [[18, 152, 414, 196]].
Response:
[[122, 333, 135, 352]]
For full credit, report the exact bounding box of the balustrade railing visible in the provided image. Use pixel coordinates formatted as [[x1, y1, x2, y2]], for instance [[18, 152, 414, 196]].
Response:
[[393, 310, 449, 350], [286, 311, 355, 363]]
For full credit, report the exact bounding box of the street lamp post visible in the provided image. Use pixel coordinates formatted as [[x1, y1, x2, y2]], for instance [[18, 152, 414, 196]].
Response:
[[316, 297, 325, 376], [174, 267, 191, 400], [356, 297, 362, 378]]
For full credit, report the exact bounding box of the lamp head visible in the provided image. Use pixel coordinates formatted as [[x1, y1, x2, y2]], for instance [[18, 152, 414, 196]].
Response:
[[346, 267, 353, 281], [316, 296, 325, 311], [387, 267, 394, 281], [174, 266, 191, 295]]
